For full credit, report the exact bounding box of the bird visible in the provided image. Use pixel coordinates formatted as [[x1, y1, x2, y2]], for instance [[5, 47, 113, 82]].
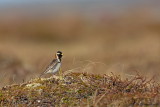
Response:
[[40, 51, 63, 77]]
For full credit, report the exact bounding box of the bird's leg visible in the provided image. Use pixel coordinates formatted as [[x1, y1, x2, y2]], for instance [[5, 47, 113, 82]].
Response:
[[59, 67, 63, 80]]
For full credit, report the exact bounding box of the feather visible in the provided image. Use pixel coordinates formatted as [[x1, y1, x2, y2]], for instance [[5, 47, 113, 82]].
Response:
[[39, 59, 58, 77]]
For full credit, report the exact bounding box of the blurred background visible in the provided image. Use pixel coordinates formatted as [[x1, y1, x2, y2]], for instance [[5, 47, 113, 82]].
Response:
[[0, 0, 160, 87]]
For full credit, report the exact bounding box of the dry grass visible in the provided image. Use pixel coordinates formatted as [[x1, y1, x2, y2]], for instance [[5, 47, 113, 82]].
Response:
[[0, 4, 160, 88], [0, 72, 159, 106], [0, 3, 160, 107]]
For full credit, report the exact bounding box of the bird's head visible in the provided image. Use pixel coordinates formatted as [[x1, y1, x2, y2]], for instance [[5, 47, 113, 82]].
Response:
[[56, 51, 63, 59]]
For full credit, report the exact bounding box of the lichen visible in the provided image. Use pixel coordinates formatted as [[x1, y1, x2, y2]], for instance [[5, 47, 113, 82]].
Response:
[[26, 83, 42, 89], [0, 72, 159, 106]]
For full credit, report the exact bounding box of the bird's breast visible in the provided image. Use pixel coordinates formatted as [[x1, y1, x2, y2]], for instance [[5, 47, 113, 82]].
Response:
[[51, 63, 61, 73]]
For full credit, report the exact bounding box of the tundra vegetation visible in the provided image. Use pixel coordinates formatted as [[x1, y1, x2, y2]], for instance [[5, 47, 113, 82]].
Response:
[[0, 72, 159, 107]]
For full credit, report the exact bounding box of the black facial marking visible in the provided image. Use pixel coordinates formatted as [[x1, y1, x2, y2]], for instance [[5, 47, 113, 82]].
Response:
[[56, 51, 63, 60]]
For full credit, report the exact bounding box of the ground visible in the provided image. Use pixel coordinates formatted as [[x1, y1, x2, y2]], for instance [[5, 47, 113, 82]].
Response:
[[0, 72, 159, 107]]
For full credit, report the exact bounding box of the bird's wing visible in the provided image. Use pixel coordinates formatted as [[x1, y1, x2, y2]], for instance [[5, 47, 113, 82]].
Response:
[[39, 59, 57, 77], [44, 59, 57, 73]]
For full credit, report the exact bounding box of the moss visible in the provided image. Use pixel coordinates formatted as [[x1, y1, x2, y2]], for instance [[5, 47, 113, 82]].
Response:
[[0, 72, 160, 106]]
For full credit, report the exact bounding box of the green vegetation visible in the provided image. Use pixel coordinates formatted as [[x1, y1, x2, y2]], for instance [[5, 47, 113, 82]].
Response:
[[0, 72, 159, 106]]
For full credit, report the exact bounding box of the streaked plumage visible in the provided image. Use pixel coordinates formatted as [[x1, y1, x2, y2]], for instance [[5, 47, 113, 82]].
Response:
[[40, 51, 63, 77]]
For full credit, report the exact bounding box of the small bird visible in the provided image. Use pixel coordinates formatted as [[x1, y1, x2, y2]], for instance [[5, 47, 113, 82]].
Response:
[[40, 51, 63, 77]]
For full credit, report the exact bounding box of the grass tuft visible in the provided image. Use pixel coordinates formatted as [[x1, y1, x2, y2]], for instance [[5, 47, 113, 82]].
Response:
[[0, 72, 160, 106]]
